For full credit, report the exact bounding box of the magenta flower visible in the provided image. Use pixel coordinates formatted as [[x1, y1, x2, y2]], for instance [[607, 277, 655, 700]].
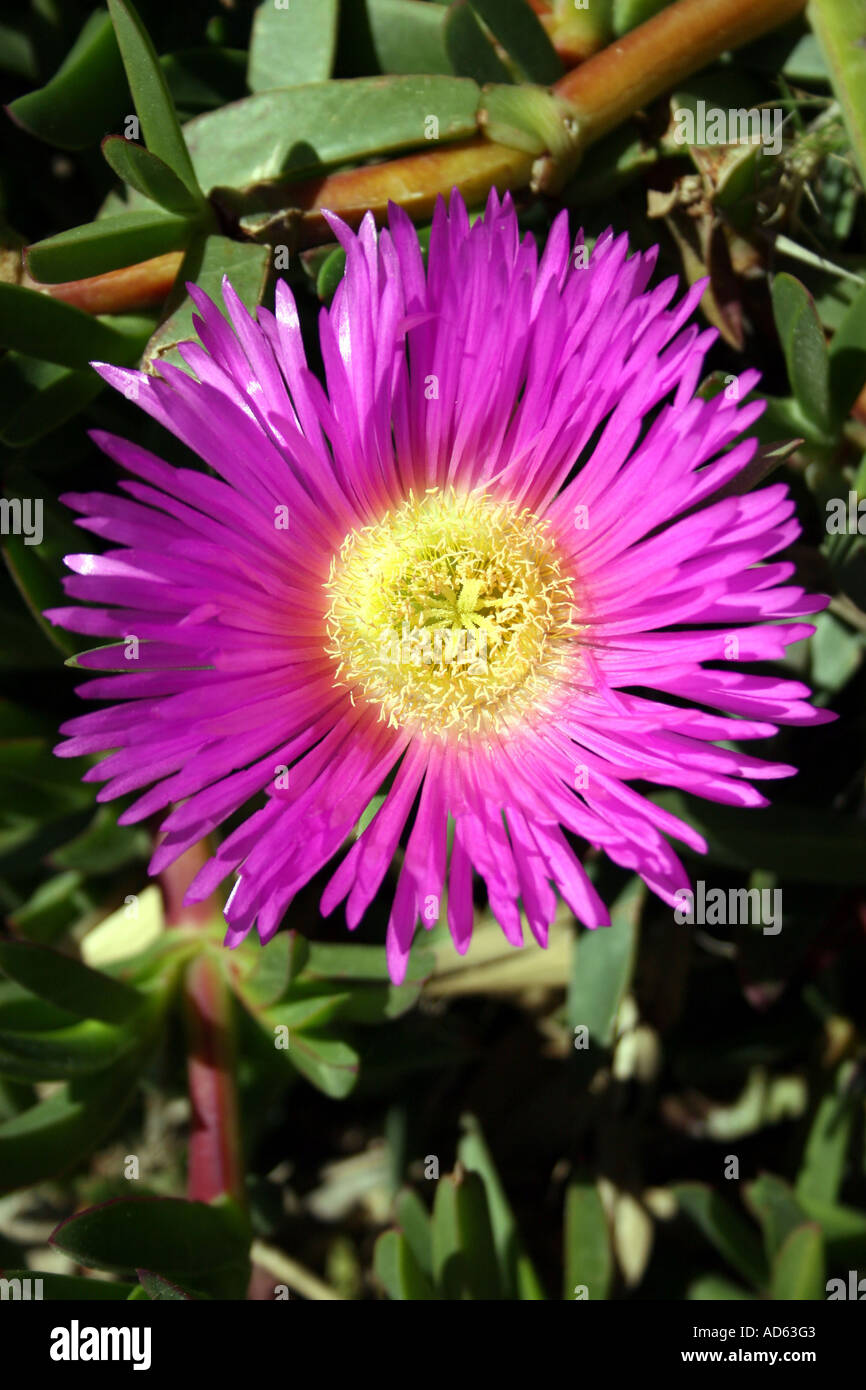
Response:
[[48, 190, 830, 982]]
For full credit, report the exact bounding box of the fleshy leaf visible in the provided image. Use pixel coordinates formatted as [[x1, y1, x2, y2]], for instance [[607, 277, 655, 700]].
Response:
[[771, 272, 833, 435], [26, 211, 193, 284], [563, 1179, 613, 1300], [106, 0, 203, 198], [102, 137, 208, 217], [6, 12, 128, 151], [248, 0, 339, 91], [0, 940, 143, 1024], [770, 1224, 825, 1300], [0, 284, 139, 370]]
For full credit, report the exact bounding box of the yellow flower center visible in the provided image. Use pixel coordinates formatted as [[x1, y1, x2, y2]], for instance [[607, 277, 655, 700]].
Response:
[[324, 488, 578, 738]]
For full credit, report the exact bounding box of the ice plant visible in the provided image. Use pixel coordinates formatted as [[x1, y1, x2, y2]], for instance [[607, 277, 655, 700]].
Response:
[[48, 190, 830, 983]]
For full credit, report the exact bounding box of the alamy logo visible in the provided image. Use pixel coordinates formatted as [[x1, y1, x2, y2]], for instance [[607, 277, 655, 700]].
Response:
[[0, 1275, 43, 1299], [672, 100, 783, 155], [826, 1270, 866, 1299], [49, 1321, 152, 1371], [380, 623, 488, 672], [674, 881, 782, 935], [0, 497, 43, 546]]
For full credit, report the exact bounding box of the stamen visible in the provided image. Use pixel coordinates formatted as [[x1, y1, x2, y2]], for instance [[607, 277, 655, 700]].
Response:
[[324, 488, 579, 739]]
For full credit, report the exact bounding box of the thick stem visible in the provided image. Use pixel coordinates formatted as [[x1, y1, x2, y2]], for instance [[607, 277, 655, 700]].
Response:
[[159, 837, 222, 928], [555, 0, 808, 140], [183, 951, 245, 1206], [294, 138, 534, 246]]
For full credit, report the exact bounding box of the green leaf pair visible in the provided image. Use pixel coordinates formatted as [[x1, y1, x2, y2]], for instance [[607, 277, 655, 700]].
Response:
[[25, 0, 211, 287], [0, 939, 163, 1192], [375, 1115, 545, 1299], [234, 932, 436, 1100], [771, 271, 866, 440]]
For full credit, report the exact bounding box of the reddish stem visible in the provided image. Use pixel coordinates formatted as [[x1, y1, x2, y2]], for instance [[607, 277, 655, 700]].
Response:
[[159, 837, 221, 928], [555, 0, 808, 137], [26, 251, 183, 314], [184, 951, 245, 1205]]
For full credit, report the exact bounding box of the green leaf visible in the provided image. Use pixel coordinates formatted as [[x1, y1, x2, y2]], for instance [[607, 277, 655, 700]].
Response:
[[828, 280, 866, 423], [0, 1042, 151, 1191], [810, 611, 863, 694], [9, 871, 92, 946], [51, 1196, 249, 1280], [287, 1032, 359, 1099], [27, 211, 192, 285], [457, 1114, 546, 1299], [748, 391, 819, 448], [674, 1184, 768, 1288], [0, 984, 77, 1034], [341, 0, 452, 76], [771, 273, 833, 434], [374, 1229, 438, 1299], [0, 940, 143, 1024], [305, 941, 435, 983], [452, 1171, 501, 1299], [429, 1169, 501, 1299], [395, 1189, 433, 1276], [808, 0, 866, 186], [444, 3, 513, 84], [248, 0, 339, 92], [142, 234, 270, 371], [183, 76, 480, 195], [563, 1180, 613, 1300], [0, 1018, 134, 1081], [0, 1270, 133, 1299], [0, 24, 36, 81], [102, 138, 207, 218], [568, 878, 643, 1050], [267, 991, 351, 1033], [431, 1173, 467, 1298], [468, 0, 562, 83], [238, 932, 309, 1009], [770, 1224, 825, 1300], [6, 12, 128, 151], [742, 28, 829, 82], [0, 284, 139, 370], [0, 356, 105, 448], [796, 1195, 866, 1263], [316, 246, 347, 304], [330, 979, 424, 1024], [797, 1078, 855, 1206], [137, 1269, 199, 1299], [745, 1175, 808, 1263], [106, 0, 202, 198]]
